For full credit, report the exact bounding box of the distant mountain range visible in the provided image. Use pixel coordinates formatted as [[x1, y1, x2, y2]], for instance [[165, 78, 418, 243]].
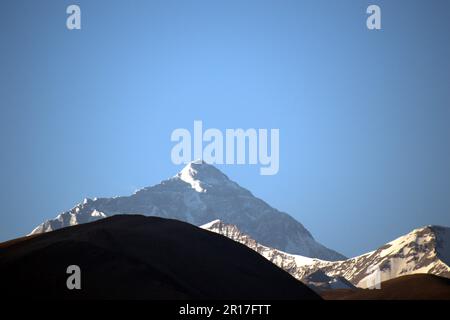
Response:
[[201, 220, 450, 290], [25, 161, 450, 296], [302, 225, 450, 288], [30, 160, 345, 261]]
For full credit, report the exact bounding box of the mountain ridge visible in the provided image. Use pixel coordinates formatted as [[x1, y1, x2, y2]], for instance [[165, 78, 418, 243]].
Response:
[[200, 219, 450, 288], [200, 219, 353, 292]]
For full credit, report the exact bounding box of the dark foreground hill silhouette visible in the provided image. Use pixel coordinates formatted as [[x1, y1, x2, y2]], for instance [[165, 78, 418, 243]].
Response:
[[0, 215, 319, 300], [322, 274, 450, 300]]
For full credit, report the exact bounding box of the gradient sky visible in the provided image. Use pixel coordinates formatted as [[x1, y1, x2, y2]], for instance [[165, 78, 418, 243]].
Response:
[[1, 0, 449, 257]]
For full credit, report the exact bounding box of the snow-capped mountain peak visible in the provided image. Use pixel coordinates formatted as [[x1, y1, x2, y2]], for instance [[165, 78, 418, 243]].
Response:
[[176, 160, 239, 193], [199, 219, 223, 230], [29, 161, 345, 261], [292, 225, 450, 288]]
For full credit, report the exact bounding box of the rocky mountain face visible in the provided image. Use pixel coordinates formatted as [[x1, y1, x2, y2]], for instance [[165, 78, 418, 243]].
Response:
[[201, 220, 450, 289], [305, 225, 450, 288], [303, 270, 355, 291], [29, 160, 345, 261]]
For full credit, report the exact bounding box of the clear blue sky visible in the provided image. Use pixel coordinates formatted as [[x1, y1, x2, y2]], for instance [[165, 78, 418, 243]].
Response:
[[1, 0, 449, 257]]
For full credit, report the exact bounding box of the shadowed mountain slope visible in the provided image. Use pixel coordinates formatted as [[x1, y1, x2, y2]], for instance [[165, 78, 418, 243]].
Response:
[[0, 215, 320, 300], [321, 274, 450, 300]]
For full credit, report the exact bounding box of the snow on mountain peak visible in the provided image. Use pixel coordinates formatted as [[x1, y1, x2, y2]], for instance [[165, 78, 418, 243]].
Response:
[[200, 219, 222, 229], [176, 160, 237, 193]]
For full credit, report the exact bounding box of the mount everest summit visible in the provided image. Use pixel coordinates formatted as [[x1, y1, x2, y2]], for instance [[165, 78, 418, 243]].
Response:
[[30, 160, 345, 261]]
